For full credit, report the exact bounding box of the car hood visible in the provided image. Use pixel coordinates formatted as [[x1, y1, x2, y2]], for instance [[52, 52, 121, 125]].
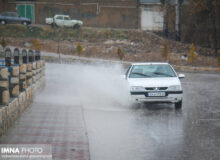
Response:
[[127, 77, 181, 87]]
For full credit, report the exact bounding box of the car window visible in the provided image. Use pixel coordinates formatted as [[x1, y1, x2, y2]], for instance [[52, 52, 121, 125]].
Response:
[[8, 13, 13, 17], [64, 17, 70, 20], [56, 16, 63, 20], [11, 13, 18, 17], [2, 12, 9, 16], [129, 64, 176, 78]]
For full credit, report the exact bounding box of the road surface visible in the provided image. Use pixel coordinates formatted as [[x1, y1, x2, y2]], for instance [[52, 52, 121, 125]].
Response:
[[1, 62, 220, 160]]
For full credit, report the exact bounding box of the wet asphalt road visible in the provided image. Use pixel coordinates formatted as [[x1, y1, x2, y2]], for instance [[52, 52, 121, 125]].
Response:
[[49, 63, 220, 160], [2, 63, 220, 160], [76, 64, 220, 160], [44, 63, 220, 160]]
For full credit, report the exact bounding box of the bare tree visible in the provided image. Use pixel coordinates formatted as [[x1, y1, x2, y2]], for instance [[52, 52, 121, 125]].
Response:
[[175, 0, 184, 41], [160, 0, 171, 38], [190, 0, 219, 56]]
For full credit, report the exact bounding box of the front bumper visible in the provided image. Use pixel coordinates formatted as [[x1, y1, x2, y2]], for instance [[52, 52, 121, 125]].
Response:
[[130, 91, 183, 103]]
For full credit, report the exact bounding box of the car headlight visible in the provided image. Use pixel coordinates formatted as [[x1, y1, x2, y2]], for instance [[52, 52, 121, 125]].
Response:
[[130, 86, 145, 91], [168, 85, 182, 91]]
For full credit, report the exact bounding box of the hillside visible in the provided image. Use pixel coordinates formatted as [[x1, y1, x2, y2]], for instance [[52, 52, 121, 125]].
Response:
[[0, 24, 219, 67]]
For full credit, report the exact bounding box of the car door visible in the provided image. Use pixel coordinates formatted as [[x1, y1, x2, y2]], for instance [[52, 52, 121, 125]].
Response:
[[0, 12, 7, 22], [4, 12, 12, 23], [11, 12, 20, 24], [63, 16, 72, 27], [55, 16, 64, 27]]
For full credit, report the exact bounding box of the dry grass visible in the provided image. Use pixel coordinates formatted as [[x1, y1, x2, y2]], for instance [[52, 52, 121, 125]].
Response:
[[1, 25, 219, 68]]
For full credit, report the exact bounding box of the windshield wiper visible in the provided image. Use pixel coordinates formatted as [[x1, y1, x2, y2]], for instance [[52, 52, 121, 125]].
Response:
[[132, 72, 151, 77], [153, 72, 174, 77]]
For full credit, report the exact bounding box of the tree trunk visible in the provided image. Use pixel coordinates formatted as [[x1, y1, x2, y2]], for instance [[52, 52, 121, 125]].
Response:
[[212, 10, 218, 56], [163, 1, 169, 38], [3, 0, 6, 11], [136, 0, 140, 29], [175, 0, 181, 41]]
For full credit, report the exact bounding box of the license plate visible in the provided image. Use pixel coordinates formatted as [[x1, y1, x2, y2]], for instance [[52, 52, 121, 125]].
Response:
[[148, 92, 166, 97]]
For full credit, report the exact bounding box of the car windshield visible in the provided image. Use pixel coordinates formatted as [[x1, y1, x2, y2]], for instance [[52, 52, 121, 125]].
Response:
[[129, 64, 176, 78]]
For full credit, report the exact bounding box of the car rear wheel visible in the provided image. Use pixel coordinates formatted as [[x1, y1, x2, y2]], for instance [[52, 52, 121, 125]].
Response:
[[1, 20, 6, 25], [51, 23, 55, 28], [175, 100, 182, 109], [22, 21, 27, 26], [73, 24, 80, 29]]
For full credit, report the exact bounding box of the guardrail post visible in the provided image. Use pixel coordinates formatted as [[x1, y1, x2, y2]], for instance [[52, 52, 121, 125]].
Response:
[[7, 64, 19, 128], [35, 51, 41, 61], [22, 49, 27, 64], [19, 64, 26, 92], [26, 63, 32, 87], [19, 63, 27, 113], [14, 48, 20, 65], [9, 66, 19, 98], [26, 62, 33, 107], [0, 67, 10, 135], [36, 61, 41, 81], [0, 68, 10, 105], [32, 62, 37, 84], [5, 48, 11, 67], [28, 50, 34, 63]]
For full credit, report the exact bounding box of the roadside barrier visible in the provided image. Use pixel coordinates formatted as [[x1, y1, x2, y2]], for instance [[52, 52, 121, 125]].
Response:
[[19, 64, 27, 92], [26, 63, 33, 86], [0, 48, 45, 136]]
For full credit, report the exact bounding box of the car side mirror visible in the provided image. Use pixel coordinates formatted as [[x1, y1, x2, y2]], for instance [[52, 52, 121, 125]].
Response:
[[178, 74, 185, 79]]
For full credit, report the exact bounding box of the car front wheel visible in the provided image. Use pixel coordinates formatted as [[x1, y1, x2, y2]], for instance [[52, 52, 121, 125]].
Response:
[[1, 20, 6, 25], [175, 100, 182, 109]]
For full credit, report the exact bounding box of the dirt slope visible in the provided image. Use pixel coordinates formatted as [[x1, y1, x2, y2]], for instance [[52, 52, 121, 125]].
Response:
[[0, 25, 218, 67]]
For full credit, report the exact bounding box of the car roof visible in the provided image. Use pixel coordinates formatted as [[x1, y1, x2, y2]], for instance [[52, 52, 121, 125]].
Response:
[[3, 12, 16, 13], [2, 12, 17, 14], [55, 15, 69, 17], [131, 62, 170, 65]]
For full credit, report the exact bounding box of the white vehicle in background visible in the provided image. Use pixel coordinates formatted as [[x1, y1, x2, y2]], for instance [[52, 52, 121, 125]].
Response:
[[45, 15, 83, 29], [124, 62, 185, 109]]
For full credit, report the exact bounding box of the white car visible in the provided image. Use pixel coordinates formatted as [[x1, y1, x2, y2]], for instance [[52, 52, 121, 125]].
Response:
[[124, 62, 184, 109], [45, 15, 83, 28]]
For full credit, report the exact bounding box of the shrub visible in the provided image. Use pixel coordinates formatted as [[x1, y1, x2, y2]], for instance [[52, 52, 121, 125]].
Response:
[[31, 39, 43, 51], [76, 42, 83, 56], [0, 37, 7, 49], [217, 51, 220, 65], [161, 40, 170, 61], [117, 46, 125, 60], [187, 43, 198, 65]]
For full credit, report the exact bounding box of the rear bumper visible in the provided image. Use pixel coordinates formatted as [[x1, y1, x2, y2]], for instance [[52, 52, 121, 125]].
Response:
[[130, 91, 183, 103]]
